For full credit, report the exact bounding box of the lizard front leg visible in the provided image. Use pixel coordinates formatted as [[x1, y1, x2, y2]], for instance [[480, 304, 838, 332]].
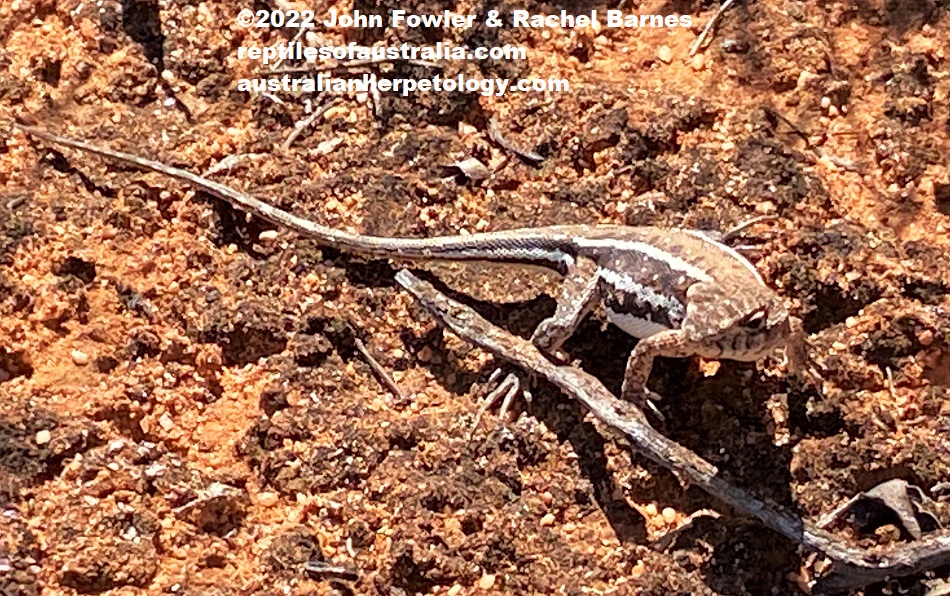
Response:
[[620, 329, 696, 401], [530, 256, 602, 353]]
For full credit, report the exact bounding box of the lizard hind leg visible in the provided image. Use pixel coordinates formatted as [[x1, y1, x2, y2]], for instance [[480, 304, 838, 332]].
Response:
[[529, 256, 602, 354], [469, 257, 600, 440]]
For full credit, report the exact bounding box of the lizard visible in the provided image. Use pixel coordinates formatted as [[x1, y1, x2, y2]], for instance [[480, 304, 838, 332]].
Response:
[[15, 123, 806, 403]]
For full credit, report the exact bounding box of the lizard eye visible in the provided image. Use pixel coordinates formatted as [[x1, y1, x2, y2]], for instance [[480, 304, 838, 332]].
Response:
[[745, 310, 767, 330]]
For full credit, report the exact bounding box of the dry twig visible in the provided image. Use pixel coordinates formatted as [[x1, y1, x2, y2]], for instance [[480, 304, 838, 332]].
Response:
[[304, 559, 359, 581], [689, 0, 736, 57], [354, 337, 406, 402], [3, 193, 29, 209], [283, 98, 341, 149], [650, 509, 722, 552], [764, 107, 862, 172], [720, 214, 777, 242], [487, 118, 544, 164]]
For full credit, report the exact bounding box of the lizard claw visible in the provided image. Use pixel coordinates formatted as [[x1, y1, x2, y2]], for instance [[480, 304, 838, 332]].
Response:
[[468, 368, 532, 440]]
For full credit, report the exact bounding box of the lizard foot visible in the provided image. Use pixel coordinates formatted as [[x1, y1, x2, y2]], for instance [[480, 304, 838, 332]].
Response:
[[468, 368, 532, 441], [529, 323, 573, 363], [620, 384, 666, 422]]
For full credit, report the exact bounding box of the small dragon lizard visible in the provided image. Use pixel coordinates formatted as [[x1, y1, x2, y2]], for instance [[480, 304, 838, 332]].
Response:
[[16, 124, 806, 402]]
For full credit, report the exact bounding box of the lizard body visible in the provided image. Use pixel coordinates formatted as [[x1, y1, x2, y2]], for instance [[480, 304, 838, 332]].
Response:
[[16, 125, 795, 400]]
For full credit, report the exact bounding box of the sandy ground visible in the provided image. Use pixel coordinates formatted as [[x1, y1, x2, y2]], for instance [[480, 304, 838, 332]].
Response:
[[1, 0, 949, 594]]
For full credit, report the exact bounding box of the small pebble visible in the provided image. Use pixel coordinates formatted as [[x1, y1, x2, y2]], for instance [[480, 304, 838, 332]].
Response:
[[35, 430, 51, 445], [447, 586, 463, 596], [78, 18, 98, 38], [644, 503, 658, 517], [322, 105, 348, 120], [257, 492, 279, 507], [478, 574, 496, 590], [417, 346, 433, 363], [661, 507, 677, 524], [454, 157, 490, 182], [71, 349, 90, 366], [656, 46, 673, 63], [690, 54, 705, 70], [158, 413, 175, 431], [314, 137, 343, 155], [258, 229, 279, 241], [540, 513, 556, 526]]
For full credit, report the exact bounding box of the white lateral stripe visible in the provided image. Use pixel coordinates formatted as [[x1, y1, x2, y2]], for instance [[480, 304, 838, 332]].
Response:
[[682, 229, 764, 284], [574, 237, 714, 282], [597, 268, 686, 319]]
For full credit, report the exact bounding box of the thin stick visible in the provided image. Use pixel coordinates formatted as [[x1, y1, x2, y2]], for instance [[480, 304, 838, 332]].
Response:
[[487, 118, 544, 164], [764, 107, 862, 172], [354, 337, 406, 402], [271, 27, 307, 71], [689, 0, 736, 57], [650, 509, 722, 552], [394, 269, 950, 593], [304, 560, 359, 581], [369, 83, 383, 119], [817, 494, 862, 529], [4, 193, 29, 209], [282, 97, 341, 149], [720, 215, 777, 242]]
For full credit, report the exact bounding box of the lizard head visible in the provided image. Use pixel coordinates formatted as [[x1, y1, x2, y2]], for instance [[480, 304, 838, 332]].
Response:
[[686, 285, 793, 362]]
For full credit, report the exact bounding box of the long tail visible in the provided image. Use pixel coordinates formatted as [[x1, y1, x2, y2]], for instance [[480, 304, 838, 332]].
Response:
[[15, 125, 573, 268]]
